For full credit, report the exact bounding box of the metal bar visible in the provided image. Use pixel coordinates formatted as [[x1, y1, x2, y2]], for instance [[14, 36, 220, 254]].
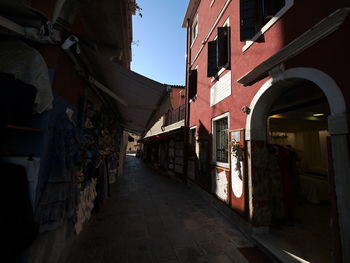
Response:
[[86, 76, 129, 107]]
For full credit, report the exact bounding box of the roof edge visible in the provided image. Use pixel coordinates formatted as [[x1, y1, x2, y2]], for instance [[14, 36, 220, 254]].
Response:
[[182, 0, 200, 28]]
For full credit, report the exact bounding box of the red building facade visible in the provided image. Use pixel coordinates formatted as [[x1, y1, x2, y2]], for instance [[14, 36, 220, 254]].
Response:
[[183, 1, 350, 262]]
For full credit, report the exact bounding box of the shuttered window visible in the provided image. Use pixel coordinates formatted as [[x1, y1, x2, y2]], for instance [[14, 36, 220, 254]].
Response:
[[207, 40, 218, 77], [191, 17, 198, 44], [189, 127, 196, 146], [217, 27, 230, 69], [263, 0, 285, 19], [240, 0, 285, 41], [188, 69, 198, 100], [207, 26, 230, 77], [240, 0, 257, 41]]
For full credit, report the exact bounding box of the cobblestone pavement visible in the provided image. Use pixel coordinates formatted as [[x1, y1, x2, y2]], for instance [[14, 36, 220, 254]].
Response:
[[67, 155, 274, 263]]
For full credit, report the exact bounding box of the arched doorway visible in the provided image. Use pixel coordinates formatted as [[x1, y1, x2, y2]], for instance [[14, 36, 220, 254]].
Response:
[[246, 68, 350, 262]]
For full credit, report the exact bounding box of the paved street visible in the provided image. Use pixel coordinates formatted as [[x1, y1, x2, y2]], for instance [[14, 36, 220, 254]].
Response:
[[67, 155, 274, 263]]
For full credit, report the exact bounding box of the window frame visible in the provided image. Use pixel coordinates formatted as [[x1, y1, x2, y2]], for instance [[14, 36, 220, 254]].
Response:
[[218, 18, 230, 71], [191, 14, 199, 46], [189, 126, 197, 146], [189, 65, 198, 103], [242, 0, 294, 52], [207, 18, 230, 79], [212, 112, 230, 168]]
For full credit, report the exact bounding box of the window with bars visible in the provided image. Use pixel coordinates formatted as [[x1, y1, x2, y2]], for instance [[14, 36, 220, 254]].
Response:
[[213, 117, 228, 163]]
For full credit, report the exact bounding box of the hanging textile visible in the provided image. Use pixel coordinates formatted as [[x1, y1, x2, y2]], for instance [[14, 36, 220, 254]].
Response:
[[0, 38, 53, 113]]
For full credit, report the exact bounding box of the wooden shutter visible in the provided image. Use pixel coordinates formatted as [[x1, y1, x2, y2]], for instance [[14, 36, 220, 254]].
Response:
[[188, 69, 197, 100], [217, 27, 230, 69], [207, 40, 218, 77], [263, 0, 285, 19], [240, 0, 257, 41]]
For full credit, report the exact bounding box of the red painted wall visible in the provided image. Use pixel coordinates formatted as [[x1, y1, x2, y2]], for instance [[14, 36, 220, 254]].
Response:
[[187, 0, 350, 218], [171, 87, 185, 109], [189, 0, 350, 133], [29, 0, 88, 107]]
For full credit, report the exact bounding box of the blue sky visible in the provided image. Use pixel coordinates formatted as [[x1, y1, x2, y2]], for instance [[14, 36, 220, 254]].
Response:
[[131, 1, 188, 86]]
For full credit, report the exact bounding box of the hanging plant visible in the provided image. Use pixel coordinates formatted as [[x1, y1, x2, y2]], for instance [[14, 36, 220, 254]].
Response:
[[230, 139, 241, 158]]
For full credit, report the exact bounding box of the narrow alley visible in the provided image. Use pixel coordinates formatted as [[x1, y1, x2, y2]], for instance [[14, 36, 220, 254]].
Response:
[[66, 155, 273, 263]]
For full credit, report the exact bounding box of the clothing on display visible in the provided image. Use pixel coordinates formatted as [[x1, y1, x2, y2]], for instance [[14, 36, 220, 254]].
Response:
[[0, 38, 53, 113], [35, 111, 80, 232], [74, 178, 97, 234], [0, 162, 39, 259], [0, 156, 40, 209], [0, 72, 37, 122]]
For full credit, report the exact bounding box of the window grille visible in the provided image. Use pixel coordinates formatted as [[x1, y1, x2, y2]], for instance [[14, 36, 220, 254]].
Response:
[[214, 117, 228, 163]]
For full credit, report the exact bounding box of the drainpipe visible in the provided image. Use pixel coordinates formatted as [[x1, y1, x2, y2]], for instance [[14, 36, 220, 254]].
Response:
[[183, 18, 191, 183]]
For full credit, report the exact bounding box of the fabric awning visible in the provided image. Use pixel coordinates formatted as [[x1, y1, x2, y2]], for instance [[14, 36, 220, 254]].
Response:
[[0, 0, 47, 29], [141, 126, 184, 142], [78, 44, 171, 135]]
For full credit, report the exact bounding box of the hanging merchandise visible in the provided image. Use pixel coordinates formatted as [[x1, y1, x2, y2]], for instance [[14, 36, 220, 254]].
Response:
[[74, 178, 97, 234], [0, 162, 39, 259], [0, 73, 37, 122], [0, 156, 40, 209], [0, 39, 53, 113], [108, 156, 117, 184], [35, 108, 81, 232]]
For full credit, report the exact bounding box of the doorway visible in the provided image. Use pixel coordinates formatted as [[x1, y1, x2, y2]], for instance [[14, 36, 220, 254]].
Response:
[[266, 82, 331, 262], [246, 68, 349, 263]]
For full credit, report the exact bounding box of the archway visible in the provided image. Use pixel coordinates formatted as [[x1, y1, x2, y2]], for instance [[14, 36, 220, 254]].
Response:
[[246, 67, 350, 262]]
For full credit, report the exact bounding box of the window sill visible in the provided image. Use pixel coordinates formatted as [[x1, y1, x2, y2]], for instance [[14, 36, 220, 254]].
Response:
[[211, 161, 230, 169], [190, 34, 198, 48], [242, 0, 294, 52], [211, 65, 229, 82]]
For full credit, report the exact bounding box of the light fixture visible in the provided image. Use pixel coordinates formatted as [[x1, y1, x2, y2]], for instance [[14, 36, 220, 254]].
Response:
[[269, 114, 284, 119], [313, 113, 325, 117]]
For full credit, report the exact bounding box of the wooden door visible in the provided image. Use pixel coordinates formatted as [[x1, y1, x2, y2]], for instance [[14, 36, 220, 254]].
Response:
[[229, 129, 247, 216]]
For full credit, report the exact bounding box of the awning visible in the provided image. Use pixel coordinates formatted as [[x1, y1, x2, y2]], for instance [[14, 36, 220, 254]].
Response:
[[141, 126, 184, 142], [0, 0, 47, 29], [77, 44, 171, 135], [0, 0, 58, 43]]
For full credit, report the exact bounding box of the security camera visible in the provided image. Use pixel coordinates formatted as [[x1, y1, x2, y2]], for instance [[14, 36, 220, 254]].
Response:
[[61, 35, 79, 50]]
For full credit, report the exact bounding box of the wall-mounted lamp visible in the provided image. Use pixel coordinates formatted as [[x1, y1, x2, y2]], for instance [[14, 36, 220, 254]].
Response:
[[241, 106, 250, 114]]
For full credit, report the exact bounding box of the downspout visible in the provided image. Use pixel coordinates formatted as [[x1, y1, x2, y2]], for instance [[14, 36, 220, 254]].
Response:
[[183, 18, 191, 183]]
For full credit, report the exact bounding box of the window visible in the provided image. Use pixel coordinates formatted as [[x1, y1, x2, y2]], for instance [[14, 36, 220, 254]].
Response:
[[189, 127, 196, 146], [240, 0, 287, 42], [212, 114, 229, 164], [191, 15, 198, 44], [189, 126, 197, 158], [207, 26, 230, 77], [188, 68, 198, 100]]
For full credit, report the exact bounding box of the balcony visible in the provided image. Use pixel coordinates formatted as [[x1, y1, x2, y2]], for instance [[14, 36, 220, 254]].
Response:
[[164, 104, 185, 126]]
